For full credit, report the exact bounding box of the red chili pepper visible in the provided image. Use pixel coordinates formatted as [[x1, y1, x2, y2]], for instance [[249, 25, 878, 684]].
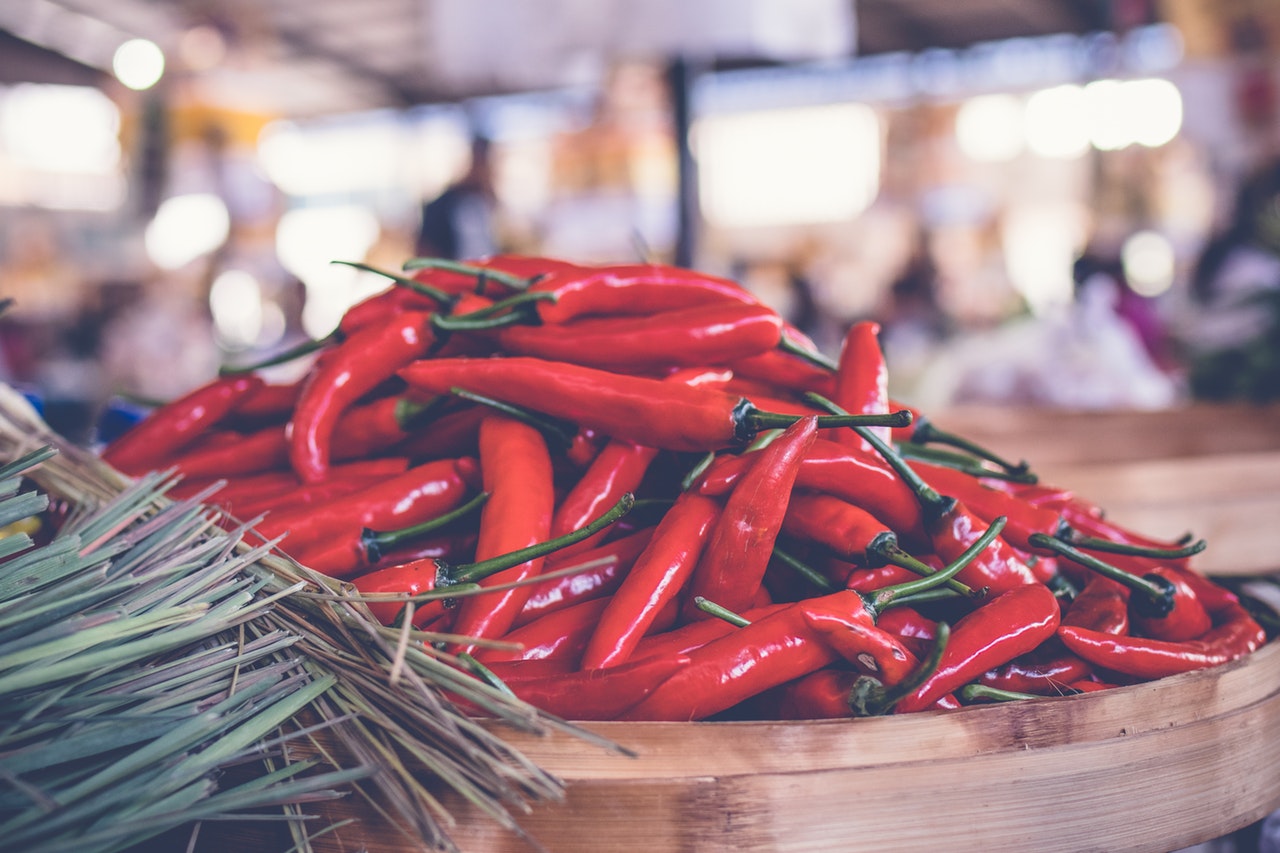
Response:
[[621, 590, 916, 722], [549, 439, 660, 559], [480, 652, 692, 721], [170, 425, 290, 481], [724, 349, 837, 398], [398, 356, 906, 453], [1057, 598, 1266, 679], [697, 437, 926, 542], [875, 606, 939, 659], [391, 404, 485, 462], [893, 582, 1062, 713], [978, 643, 1093, 696], [475, 597, 613, 665], [630, 603, 790, 661], [1061, 576, 1131, 635], [253, 456, 479, 561], [494, 302, 783, 372], [686, 416, 817, 617], [523, 262, 759, 324], [230, 379, 304, 423], [910, 460, 1065, 552], [103, 374, 264, 474], [579, 491, 721, 669], [289, 311, 437, 483], [229, 459, 413, 519], [831, 320, 889, 450], [448, 416, 555, 647], [513, 527, 657, 627], [776, 668, 864, 719]]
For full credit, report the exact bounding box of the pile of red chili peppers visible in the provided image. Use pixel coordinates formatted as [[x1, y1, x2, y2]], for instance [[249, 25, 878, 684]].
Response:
[[102, 254, 1273, 722]]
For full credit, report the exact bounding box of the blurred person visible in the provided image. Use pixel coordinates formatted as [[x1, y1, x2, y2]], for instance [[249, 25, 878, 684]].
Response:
[[876, 228, 952, 400], [415, 134, 498, 260], [1180, 160, 1280, 402]]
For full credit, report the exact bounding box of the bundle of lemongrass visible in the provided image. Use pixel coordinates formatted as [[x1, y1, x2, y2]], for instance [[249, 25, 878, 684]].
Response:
[[0, 385, 601, 853]]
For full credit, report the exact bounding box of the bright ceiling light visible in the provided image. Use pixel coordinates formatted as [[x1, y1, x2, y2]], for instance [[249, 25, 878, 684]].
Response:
[[1127, 78, 1182, 148], [1024, 85, 1090, 159], [144, 193, 230, 269], [113, 39, 166, 91], [0, 84, 120, 174], [1121, 230, 1176, 296], [956, 94, 1024, 162], [275, 205, 382, 337]]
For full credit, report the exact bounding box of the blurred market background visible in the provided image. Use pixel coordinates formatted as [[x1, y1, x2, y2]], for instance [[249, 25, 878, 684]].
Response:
[[2, 0, 1280, 446]]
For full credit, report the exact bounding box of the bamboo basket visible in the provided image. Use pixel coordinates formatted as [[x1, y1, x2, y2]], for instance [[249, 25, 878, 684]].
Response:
[[231, 403, 1280, 853]]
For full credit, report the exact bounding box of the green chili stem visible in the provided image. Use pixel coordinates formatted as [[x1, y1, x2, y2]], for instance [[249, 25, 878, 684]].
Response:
[[770, 545, 837, 593], [1029, 532, 1175, 615], [330, 259, 453, 305], [219, 332, 338, 375], [1061, 532, 1207, 561], [910, 418, 1030, 477], [867, 517, 1005, 614], [852, 621, 951, 716], [868, 533, 982, 599], [402, 257, 530, 292], [448, 386, 578, 450], [896, 443, 1039, 485], [804, 392, 954, 522], [748, 408, 913, 433], [693, 596, 752, 627], [431, 309, 538, 332], [457, 652, 517, 697], [886, 588, 970, 608], [362, 491, 490, 563], [958, 683, 1042, 704], [777, 332, 838, 371], [447, 493, 634, 585]]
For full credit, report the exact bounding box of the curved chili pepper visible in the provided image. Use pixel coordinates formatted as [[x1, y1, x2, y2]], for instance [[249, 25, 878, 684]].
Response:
[[398, 356, 908, 453], [775, 668, 863, 719], [253, 456, 479, 562], [893, 582, 1062, 713], [103, 374, 264, 475], [475, 597, 614, 665], [478, 653, 692, 721], [289, 311, 438, 483], [228, 459, 413, 519], [697, 437, 926, 543], [447, 416, 555, 648], [1061, 575, 1131, 635], [686, 416, 817, 617], [631, 603, 791, 661], [524, 262, 760, 324], [724, 348, 838, 398], [390, 404, 485, 462], [351, 493, 634, 629], [1057, 598, 1266, 679], [1028, 533, 1210, 643], [229, 379, 304, 423], [492, 302, 783, 372], [875, 606, 939, 659], [909, 459, 1066, 552], [550, 439, 660, 560], [808, 394, 1038, 596], [978, 641, 1093, 696], [831, 320, 889, 449], [579, 491, 721, 669], [621, 590, 916, 722], [170, 425, 290, 481], [513, 528, 657, 627]]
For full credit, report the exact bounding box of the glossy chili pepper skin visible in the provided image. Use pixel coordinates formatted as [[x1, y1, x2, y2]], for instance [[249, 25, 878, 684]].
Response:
[[927, 501, 1039, 596], [230, 379, 304, 423], [781, 492, 893, 567], [1131, 565, 1213, 642], [448, 416, 555, 647], [978, 643, 1093, 696], [476, 597, 614, 665], [832, 320, 889, 449], [1062, 576, 1131, 635], [513, 527, 656, 628], [391, 404, 485, 462], [724, 349, 838, 399], [910, 460, 1065, 552], [496, 302, 783, 372], [253, 456, 479, 562], [399, 356, 752, 452], [622, 591, 913, 722], [687, 416, 817, 617], [289, 311, 437, 483], [894, 582, 1062, 713], [525, 262, 759, 325], [698, 438, 926, 542], [550, 440, 659, 559], [351, 556, 454, 627], [103, 374, 264, 474], [1058, 598, 1266, 679], [580, 491, 721, 669], [776, 668, 863, 719], [630, 603, 790, 661], [483, 653, 692, 721], [230, 460, 413, 519], [171, 425, 290, 481]]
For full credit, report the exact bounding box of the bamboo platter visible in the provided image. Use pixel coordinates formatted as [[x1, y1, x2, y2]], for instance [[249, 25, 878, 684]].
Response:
[[283, 635, 1280, 853]]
